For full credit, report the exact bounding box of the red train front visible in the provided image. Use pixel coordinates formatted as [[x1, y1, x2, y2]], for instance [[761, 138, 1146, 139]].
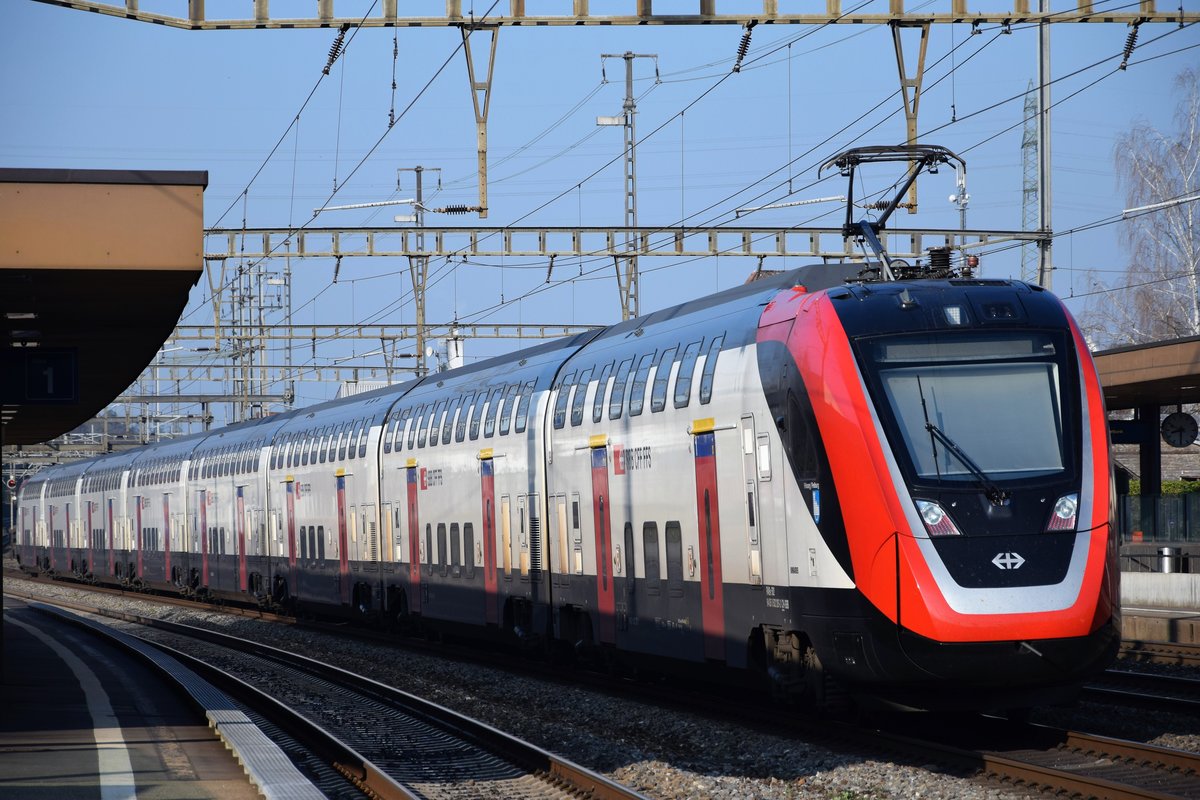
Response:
[[759, 275, 1120, 711]]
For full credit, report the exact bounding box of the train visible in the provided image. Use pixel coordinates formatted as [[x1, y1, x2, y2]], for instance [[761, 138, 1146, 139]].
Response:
[[14, 261, 1120, 712]]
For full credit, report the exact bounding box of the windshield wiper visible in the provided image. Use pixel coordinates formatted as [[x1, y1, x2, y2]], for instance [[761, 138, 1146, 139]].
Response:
[[923, 422, 1011, 506], [916, 375, 1010, 506]]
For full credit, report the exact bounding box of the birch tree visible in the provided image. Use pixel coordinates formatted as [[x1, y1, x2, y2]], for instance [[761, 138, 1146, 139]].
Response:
[[1084, 68, 1199, 346]]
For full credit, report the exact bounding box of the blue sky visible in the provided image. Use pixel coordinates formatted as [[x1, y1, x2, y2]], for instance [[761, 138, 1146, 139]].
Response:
[[3, 1, 1196, 410]]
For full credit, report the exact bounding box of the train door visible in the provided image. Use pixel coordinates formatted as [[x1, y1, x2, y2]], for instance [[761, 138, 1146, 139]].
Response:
[[86, 500, 95, 577], [588, 440, 616, 645], [361, 504, 377, 563], [381, 502, 394, 562], [500, 494, 513, 580], [480, 455, 499, 624], [198, 489, 210, 588], [405, 461, 422, 614], [285, 478, 297, 568], [106, 499, 115, 578], [159, 493, 170, 584], [692, 421, 727, 661], [236, 486, 248, 592], [335, 470, 350, 604], [741, 414, 764, 587]]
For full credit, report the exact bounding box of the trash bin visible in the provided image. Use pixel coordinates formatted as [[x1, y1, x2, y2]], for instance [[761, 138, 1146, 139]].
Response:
[[1159, 546, 1178, 574]]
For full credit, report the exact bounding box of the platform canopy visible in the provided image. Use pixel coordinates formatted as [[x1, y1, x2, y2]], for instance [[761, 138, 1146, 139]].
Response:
[[0, 168, 207, 445], [1093, 336, 1200, 411]]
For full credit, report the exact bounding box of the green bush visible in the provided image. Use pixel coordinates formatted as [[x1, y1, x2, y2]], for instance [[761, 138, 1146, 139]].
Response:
[[1128, 479, 1200, 495]]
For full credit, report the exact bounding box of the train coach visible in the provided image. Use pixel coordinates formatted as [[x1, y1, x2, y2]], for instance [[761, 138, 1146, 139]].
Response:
[[16, 262, 1120, 712]]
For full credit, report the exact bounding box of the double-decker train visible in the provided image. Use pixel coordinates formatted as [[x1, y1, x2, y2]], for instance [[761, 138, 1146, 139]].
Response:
[[15, 262, 1120, 711]]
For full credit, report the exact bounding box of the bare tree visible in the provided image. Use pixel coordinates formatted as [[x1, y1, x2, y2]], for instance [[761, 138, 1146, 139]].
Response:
[[1084, 68, 1199, 346]]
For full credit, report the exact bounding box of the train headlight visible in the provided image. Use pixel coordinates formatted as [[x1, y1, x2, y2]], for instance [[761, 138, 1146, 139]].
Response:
[[914, 500, 962, 536], [1046, 493, 1078, 532]]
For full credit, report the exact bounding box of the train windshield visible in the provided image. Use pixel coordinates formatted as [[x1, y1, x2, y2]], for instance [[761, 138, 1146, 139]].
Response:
[[862, 331, 1070, 485]]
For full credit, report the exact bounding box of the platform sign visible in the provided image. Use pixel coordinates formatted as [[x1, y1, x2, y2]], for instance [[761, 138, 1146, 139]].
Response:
[[0, 349, 78, 403]]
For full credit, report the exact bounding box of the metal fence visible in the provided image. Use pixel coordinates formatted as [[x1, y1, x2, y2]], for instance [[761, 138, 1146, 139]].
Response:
[[1117, 493, 1200, 543]]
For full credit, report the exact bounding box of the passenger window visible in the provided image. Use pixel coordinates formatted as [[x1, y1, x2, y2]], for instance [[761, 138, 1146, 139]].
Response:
[[310, 432, 322, 464], [439, 398, 458, 445], [463, 523, 476, 578], [468, 394, 483, 440], [437, 523, 448, 576], [650, 346, 679, 412], [499, 385, 520, 436], [629, 352, 655, 417], [665, 521, 684, 596], [408, 404, 425, 449], [643, 522, 660, 593], [456, 392, 474, 442], [608, 357, 634, 420], [394, 410, 409, 452], [317, 525, 325, 560], [318, 427, 330, 463], [484, 387, 503, 438], [301, 436, 311, 466], [338, 425, 349, 460], [358, 420, 369, 458], [383, 417, 396, 453], [450, 522, 461, 575], [300, 525, 308, 559], [418, 404, 432, 448], [699, 335, 724, 405], [514, 380, 535, 433], [592, 361, 614, 423], [674, 339, 703, 409], [552, 372, 576, 430], [570, 368, 593, 427]]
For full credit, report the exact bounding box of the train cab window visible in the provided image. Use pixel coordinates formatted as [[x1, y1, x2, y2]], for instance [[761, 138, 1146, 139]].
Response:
[[444, 397, 462, 445], [408, 405, 425, 450], [570, 368, 593, 427], [699, 335, 724, 405], [552, 372, 575, 430], [514, 380, 535, 434], [674, 339, 704, 409], [665, 521, 684, 597], [358, 421, 369, 458], [651, 346, 679, 413], [455, 392, 474, 442], [629, 352, 656, 417], [463, 523, 476, 578], [643, 522, 660, 592], [499, 384, 520, 436], [608, 357, 634, 420], [592, 361, 614, 423], [450, 522, 461, 575], [437, 523, 448, 576]]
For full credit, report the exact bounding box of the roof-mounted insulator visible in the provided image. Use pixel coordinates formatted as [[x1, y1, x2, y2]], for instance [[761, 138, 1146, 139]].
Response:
[[733, 20, 757, 73], [434, 204, 485, 215], [323, 24, 349, 76], [1119, 23, 1140, 71]]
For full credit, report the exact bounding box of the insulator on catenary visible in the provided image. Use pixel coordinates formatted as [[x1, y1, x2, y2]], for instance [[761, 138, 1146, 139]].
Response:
[[733, 20, 757, 73], [1119, 23, 1140, 71], [435, 204, 484, 215], [323, 24, 349, 75]]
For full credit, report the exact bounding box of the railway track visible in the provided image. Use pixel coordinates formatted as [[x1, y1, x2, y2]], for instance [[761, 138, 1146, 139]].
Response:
[[1086, 669, 1200, 715], [17, 591, 646, 800], [1121, 639, 1200, 668], [11, 574, 1200, 799]]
